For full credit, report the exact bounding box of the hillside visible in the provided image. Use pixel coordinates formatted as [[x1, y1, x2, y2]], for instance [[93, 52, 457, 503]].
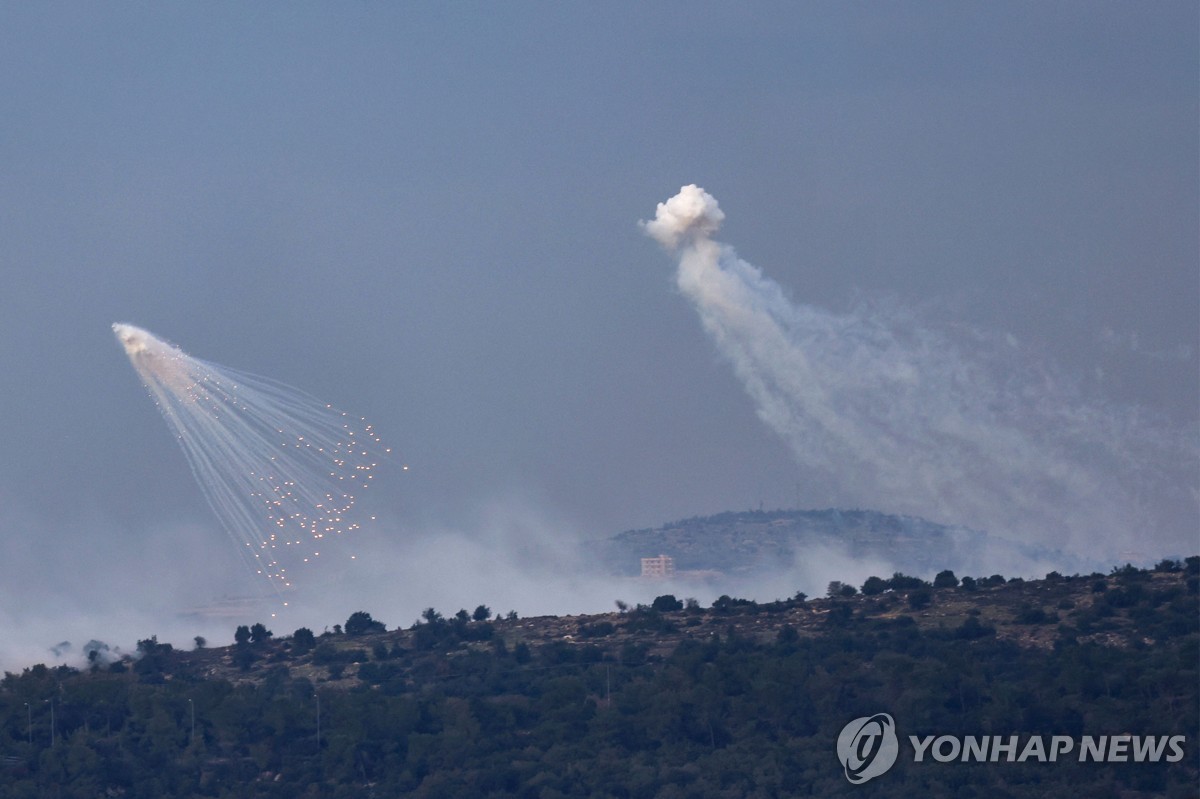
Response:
[[589, 508, 1074, 581], [1, 558, 1196, 797]]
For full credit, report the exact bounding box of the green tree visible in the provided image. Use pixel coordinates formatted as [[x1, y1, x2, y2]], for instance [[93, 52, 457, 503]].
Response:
[[345, 611, 386, 636], [651, 594, 683, 612], [861, 576, 888, 595], [889, 573, 929, 590], [933, 569, 960, 589], [292, 628, 316, 653], [908, 588, 933, 609]]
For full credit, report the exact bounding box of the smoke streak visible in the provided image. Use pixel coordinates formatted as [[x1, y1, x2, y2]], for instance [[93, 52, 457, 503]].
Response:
[[644, 185, 1197, 558], [112, 323, 391, 596]]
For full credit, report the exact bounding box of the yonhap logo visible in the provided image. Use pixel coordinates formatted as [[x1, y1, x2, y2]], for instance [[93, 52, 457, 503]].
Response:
[[836, 710, 1188, 785], [837, 713, 899, 784]]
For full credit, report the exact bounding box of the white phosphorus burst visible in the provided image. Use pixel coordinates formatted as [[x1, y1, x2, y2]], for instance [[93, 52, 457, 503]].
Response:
[[112, 323, 390, 593]]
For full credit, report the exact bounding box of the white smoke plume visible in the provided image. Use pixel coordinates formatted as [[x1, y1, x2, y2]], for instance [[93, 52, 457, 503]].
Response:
[[643, 185, 1198, 560]]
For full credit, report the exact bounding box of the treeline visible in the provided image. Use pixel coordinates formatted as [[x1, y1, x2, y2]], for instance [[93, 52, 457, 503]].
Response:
[[0, 561, 1196, 797]]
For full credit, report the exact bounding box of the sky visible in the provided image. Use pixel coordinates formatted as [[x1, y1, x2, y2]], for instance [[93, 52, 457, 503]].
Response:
[[0, 3, 1196, 664]]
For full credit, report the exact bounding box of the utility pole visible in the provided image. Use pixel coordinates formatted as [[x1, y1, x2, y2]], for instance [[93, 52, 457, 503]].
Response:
[[45, 699, 54, 747]]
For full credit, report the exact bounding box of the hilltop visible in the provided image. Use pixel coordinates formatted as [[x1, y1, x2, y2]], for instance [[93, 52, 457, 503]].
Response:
[[173, 558, 1195, 690], [1, 558, 1196, 797], [588, 508, 1074, 582]]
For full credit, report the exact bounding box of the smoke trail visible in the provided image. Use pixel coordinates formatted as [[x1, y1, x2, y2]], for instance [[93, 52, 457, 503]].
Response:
[[113, 323, 391, 597], [643, 185, 1197, 558]]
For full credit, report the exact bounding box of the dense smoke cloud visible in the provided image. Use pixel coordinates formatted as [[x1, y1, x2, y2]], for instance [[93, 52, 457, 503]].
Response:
[[644, 186, 1198, 560]]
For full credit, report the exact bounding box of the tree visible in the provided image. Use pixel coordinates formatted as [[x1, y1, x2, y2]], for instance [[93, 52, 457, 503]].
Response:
[[234, 625, 251, 646], [825, 603, 853, 627], [232, 647, 256, 672], [933, 570, 959, 589], [889, 573, 929, 591], [249, 623, 273, 644], [908, 588, 933, 609], [472, 605, 491, 622], [651, 594, 683, 612], [861, 576, 888, 596], [826, 581, 845, 598], [193, 636, 207, 650], [345, 611, 386, 636], [292, 628, 316, 654], [134, 636, 172, 680]]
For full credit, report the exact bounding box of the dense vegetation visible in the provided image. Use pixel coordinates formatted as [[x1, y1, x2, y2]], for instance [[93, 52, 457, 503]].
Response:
[[1, 559, 1196, 797]]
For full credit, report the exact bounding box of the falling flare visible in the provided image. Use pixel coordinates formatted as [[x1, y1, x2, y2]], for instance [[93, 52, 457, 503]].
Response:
[[112, 323, 392, 592]]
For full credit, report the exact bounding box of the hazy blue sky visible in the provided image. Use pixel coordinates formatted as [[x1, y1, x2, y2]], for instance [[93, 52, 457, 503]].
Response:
[[0, 3, 1195, 658]]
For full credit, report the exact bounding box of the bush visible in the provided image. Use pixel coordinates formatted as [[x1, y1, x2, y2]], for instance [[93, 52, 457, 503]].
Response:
[[345, 611, 386, 636], [890, 573, 929, 591], [711, 595, 756, 613], [933, 570, 959, 589], [651, 594, 684, 612], [579, 621, 616, 639], [908, 588, 933, 610], [292, 628, 316, 654], [1015, 604, 1057, 624], [955, 616, 995, 639], [861, 576, 888, 596]]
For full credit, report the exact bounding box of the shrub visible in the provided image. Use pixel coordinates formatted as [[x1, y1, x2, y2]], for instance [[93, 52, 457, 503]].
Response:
[[861, 576, 888, 596], [890, 573, 929, 591], [345, 611, 386, 636], [908, 588, 933, 610], [651, 594, 683, 612], [933, 570, 959, 589], [292, 628, 317, 654]]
